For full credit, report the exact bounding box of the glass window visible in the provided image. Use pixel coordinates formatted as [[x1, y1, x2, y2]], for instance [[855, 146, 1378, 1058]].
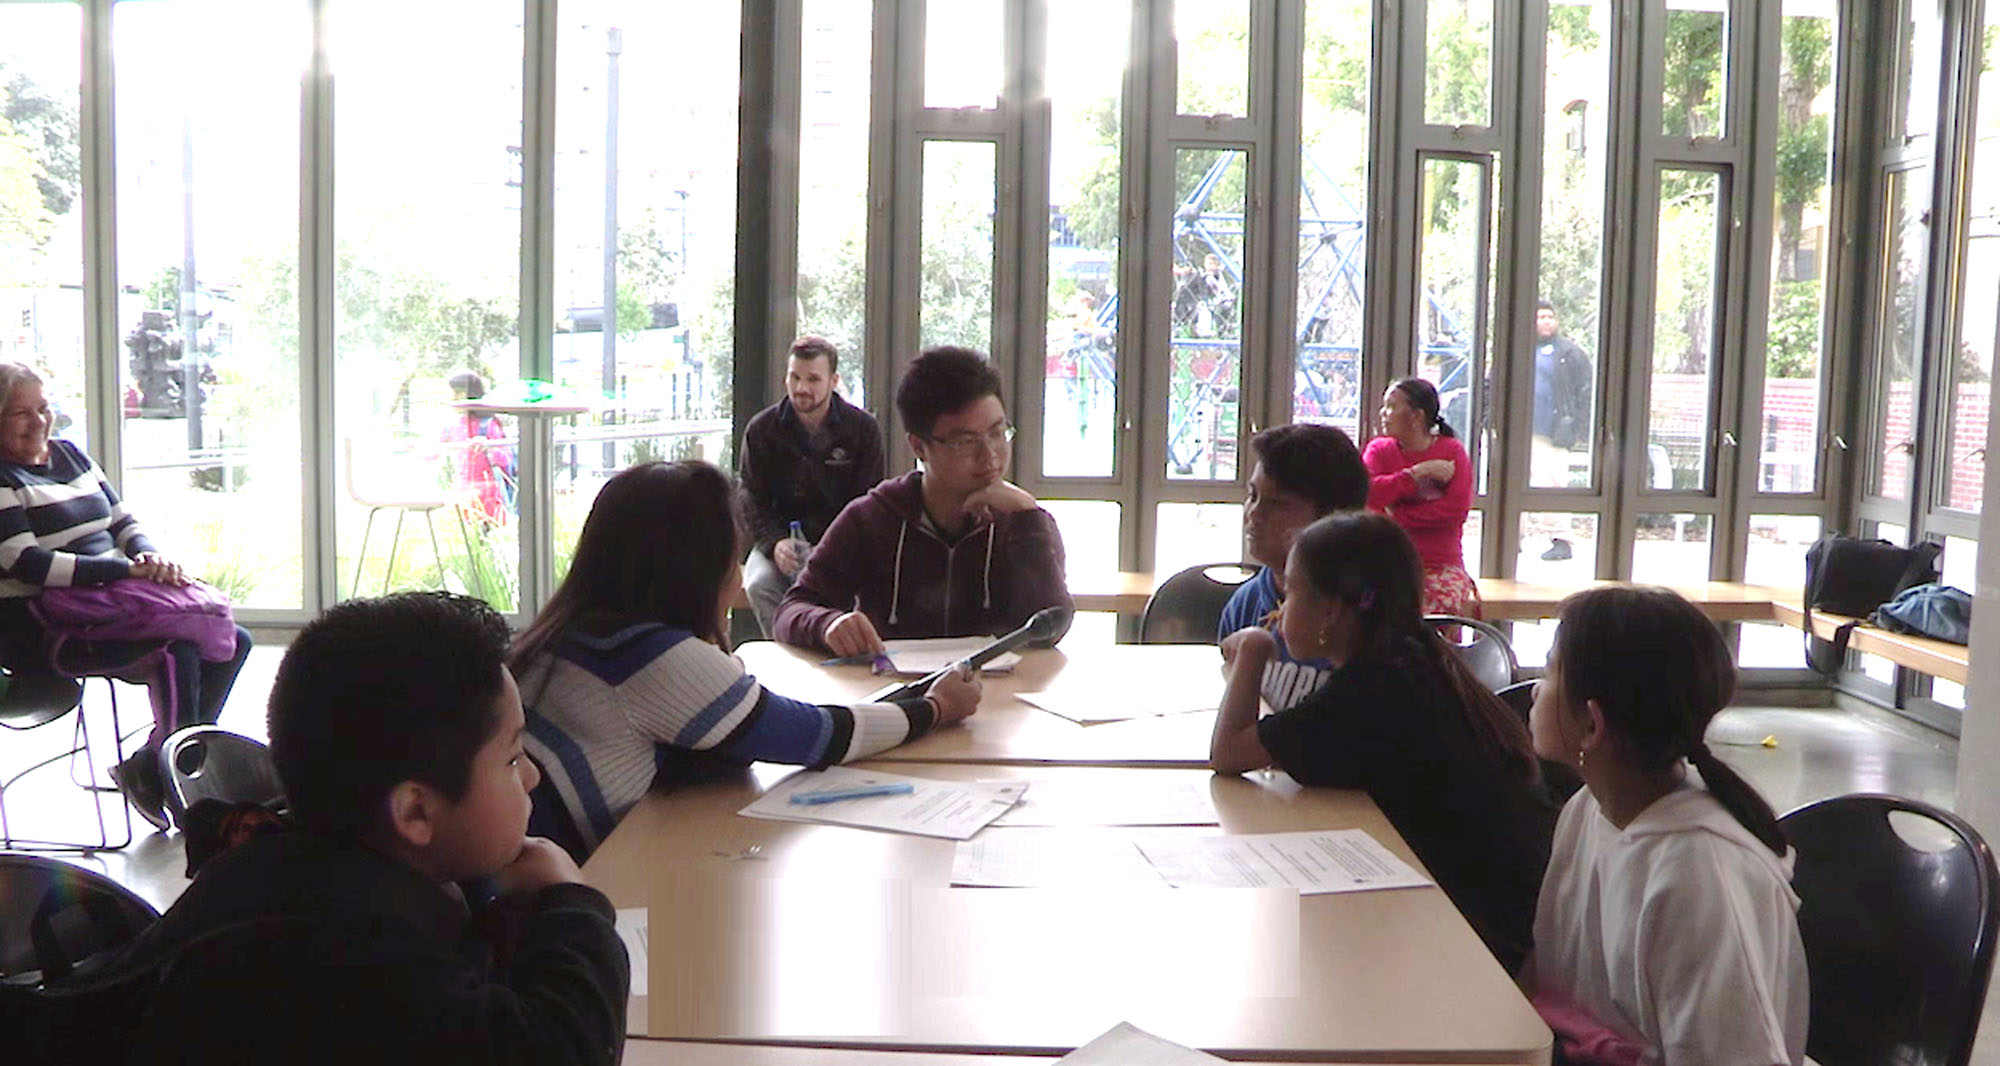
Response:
[[798, 0, 874, 408], [1873, 168, 1927, 501], [924, 0, 1002, 110], [1517, 511, 1597, 583], [1944, 1, 2000, 514], [1425, 0, 1493, 127], [1175, 0, 1250, 117], [1043, 2, 1127, 479], [1631, 513, 1712, 584], [1415, 156, 1493, 486], [1043, 498, 1122, 588], [1293, 0, 1372, 442], [113, 0, 307, 610], [1532, 1, 1609, 490], [1746, 513, 1820, 591], [1662, 0, 1727, 140], [1167, 147, 1244, 483], [0, 3, 86, 448], [1759, 1, 1837, 495], [919, 140, 996, 354], [550, 2, 740, 584], [1646, 168, 1722, 493], [332, 0, 523, 609], [1156, 501, 1242, 580], [1896, 0, 1944, 146]]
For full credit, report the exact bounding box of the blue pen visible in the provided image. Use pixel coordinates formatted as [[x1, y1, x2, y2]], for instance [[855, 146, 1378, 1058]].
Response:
[[789, 781, 916, 805]]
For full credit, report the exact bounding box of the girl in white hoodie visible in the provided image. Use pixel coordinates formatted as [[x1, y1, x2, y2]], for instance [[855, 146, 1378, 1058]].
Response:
[[1524, 586, 1808, 1066]]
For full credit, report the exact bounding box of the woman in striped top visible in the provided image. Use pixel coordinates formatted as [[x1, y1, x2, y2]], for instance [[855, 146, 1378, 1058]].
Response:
[[0, 361, 252, 831], [510, 460, 981, 862]]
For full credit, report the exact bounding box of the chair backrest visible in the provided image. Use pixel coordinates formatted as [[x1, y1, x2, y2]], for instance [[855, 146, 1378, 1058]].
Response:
[[160, 726, 286, 819], [1494, 680, 1584, 803], [0, 855, 159, 983], [1140, 563, 1260, 645], [1425, 614, 1518, 690], [1780, 793, 2000, 1066], [0, 669, 84, 731]]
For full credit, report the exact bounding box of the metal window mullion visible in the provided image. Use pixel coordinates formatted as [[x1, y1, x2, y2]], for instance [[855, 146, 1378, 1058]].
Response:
[[766, 0, 805, 389], [881, 0, 925, 471], [302, 0, 338, 612], [1258, 0, 1304, 446], [1361, 0, 1403, 454], [514, 0, 558, 614], [1614, 0, 1673, 579], [1109, 0, 1161, 573], [1723, 0, 1783, 580], [863, 0, 906, 452], [1012, 0, 1056, 502], [1129, 0, 1178, 572], [79, 0, 119, 483]]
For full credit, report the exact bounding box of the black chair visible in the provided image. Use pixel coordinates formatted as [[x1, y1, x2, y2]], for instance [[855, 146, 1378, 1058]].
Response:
[[0, 854, 162, 1066], [1139, 563, 1260, 644], [159, 726, 285, 822], [1425, 614, 1517, 691], [1780, 794, 2000, 1066], [1495, 679, 1584, 802], [0, 668, 131, 852]]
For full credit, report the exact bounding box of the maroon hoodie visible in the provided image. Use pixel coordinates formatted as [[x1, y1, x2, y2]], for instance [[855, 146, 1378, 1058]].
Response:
[[773, 470, 1073, 649]]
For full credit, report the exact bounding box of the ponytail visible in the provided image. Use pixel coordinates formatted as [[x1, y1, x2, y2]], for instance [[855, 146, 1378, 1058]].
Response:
[[1554, 586, 1787, 858], [1687, 742, 1787, 856]]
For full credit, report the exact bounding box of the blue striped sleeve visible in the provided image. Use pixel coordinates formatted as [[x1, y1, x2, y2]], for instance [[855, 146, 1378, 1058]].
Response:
[[81, 447, 155, 557]]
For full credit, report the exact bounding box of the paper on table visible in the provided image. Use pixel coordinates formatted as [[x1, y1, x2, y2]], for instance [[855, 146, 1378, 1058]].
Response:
[[951, 828, 1170, 888], [1017, 688, 1217, 724], [989, 776, 1218, 826], [739, 766, 1026, 840], [613, 908, 648, 997], [878, 636, 1021, 677], [1057, 1022, 1228, 1064], [1134, 829, 1433, 895]]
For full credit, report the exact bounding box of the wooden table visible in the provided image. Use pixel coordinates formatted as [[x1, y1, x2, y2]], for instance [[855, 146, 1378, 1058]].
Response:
[[625, 1042, 1475, 1066], [586, 762, 1551, 1064], [735, 641, 1226, 767], [1475, 579, 1792, 623]]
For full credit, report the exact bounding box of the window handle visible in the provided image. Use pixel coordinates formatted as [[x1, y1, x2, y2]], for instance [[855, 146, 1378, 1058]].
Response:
[[1894, 440, 1915, 455], [1720, 431, 1738, 448], [1831, 434, 1849, 451]]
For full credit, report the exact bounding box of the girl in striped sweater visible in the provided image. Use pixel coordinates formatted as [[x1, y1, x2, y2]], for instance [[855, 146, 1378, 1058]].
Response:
[[509, 460, 980, 861]]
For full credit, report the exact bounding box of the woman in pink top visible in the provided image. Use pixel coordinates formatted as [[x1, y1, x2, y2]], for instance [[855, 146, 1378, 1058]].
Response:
[[1363, 377, 1480, 617]]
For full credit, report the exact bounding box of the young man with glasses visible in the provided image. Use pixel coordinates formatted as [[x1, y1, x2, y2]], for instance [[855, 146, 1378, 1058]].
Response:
[[774, 346, 1073, 656]]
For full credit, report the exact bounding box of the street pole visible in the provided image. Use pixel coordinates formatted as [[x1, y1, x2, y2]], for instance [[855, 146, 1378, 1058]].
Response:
[[601, 26, 622, 473]]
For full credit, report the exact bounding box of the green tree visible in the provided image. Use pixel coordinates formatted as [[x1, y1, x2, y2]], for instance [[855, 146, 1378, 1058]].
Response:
[[1662, 10, 1725, 140], [0, 110, 53, 269], [1774, 17, 1833, 280], [0, 67, 79, 219]]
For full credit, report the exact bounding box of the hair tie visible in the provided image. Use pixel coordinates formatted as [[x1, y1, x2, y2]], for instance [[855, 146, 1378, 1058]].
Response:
[[1687, 741, 1712, 763]]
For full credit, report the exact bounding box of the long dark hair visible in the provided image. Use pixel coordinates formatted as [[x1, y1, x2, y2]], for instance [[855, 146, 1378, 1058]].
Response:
[[1290, 513, 1536, 782], [1552, 586, 1786, 856], [1390, 376, 1456, 439], [511, 461, 744, 672]]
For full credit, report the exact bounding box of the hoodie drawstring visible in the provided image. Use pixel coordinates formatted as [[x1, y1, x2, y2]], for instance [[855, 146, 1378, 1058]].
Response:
[[982, 525, 995, 609], [888, 521, 908, 625]]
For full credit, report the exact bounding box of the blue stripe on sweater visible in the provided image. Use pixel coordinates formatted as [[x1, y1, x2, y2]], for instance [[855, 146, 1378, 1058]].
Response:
[[675, 671, 758, 748], [523, 706, 619, 848], [715, 690, 839, 765], [555, 623, 691, 686]]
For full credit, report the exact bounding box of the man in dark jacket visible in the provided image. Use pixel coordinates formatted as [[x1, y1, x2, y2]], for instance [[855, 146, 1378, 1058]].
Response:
[[118, 592, 629, 1064], [774, 346, 1073, 656], [738, 335, 885, 635], [1531, 299, 1594, 487]]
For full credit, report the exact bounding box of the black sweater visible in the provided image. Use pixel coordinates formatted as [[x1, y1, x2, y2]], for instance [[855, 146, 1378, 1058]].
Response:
[[118, 832, 628, 1065], [738, 392, 885, 556], [1257, 636, 1556, 974]]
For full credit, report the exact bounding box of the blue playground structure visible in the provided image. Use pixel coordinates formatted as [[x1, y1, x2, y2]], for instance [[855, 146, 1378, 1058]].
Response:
[[1053, 152, 1478, 479]]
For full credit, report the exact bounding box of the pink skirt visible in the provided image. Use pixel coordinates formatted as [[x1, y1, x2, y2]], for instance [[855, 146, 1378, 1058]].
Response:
[[1423, 564, 1482, 619]]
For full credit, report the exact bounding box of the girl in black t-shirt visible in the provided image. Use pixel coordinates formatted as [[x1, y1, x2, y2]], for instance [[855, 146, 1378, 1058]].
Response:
[[1211, 511, 1555, 973]]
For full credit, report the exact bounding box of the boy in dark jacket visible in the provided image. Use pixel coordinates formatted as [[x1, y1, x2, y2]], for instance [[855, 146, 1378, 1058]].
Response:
[[121, 592, 629, 1064], [775, 346, 1073, 656]]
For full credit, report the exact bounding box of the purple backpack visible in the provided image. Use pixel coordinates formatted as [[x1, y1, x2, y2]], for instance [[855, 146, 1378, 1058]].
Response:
[[30, 579, 238, 663]]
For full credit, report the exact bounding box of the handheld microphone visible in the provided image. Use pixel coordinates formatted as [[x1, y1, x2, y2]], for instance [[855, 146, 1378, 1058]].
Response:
[[864, 606, 1072, 703]]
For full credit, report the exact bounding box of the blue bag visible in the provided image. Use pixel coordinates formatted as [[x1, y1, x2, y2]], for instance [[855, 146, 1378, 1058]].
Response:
[[1872, 584, 1973, 645]]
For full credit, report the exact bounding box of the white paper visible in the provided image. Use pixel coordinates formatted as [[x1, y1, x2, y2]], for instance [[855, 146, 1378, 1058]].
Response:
[[613, 908, 648, 997], [990, 776, 1218, 826], [1057, 1022, 1228, 1065], [739, 766, 1026, 840], [1134, 829, 1432, 896], [879, 636, 1021, 676], [950, 828, 1170, 888], [1018, 688, 1217, 724]]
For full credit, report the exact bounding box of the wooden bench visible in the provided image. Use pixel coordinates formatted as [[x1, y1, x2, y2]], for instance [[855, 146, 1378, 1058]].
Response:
[[1765, 600, 1969, 685]]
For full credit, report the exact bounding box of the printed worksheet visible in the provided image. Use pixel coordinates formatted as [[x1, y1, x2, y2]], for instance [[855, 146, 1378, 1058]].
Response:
[[613, 908, 648, 996], [1017, 688, 1218, 724], [1134, 829, 1433, 895], [879, 636, 1021, 676], [738, 766, 1026, 840], [1056, 1022, 1228, 1064], [950, 828, 1169, 888], [988, 776, 1218, 826]]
